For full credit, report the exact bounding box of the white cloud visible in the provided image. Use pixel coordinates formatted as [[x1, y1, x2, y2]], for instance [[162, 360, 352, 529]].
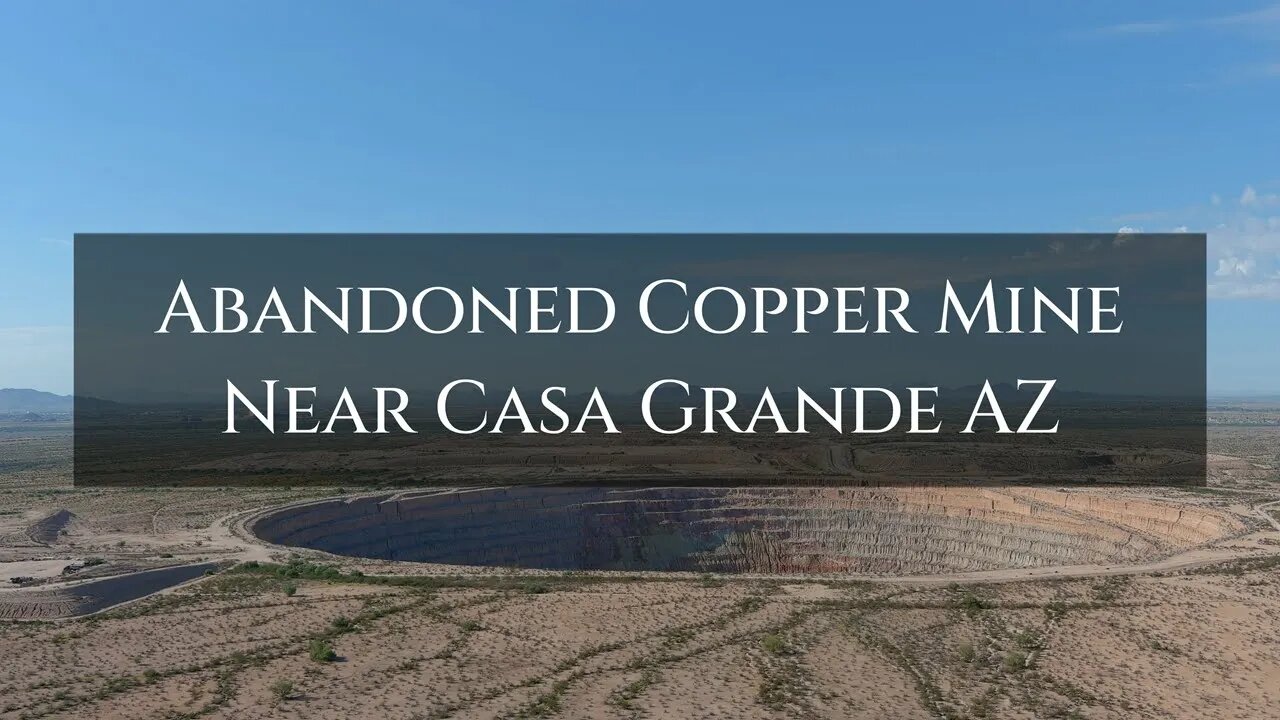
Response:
[[1208, 3, 1280, 27], [1094, 3, 1280, 35], [1215, 256, 1256, 277], [1089, 5, 1280, 87], [1095, 20, 1178, 36], [1239, 185, 1280, 207], [1122, 184, 1280, 300], [1206, 281, 1280, 300]]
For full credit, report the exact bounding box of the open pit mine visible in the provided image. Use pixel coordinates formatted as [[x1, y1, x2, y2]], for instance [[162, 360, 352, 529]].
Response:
[[248, 486, 1244, 575]]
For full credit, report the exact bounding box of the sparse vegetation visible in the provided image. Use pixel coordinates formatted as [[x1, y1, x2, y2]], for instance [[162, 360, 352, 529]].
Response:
[[608, 669, 660, 710], [955, 590, 990, 618], [1092, 576, 1130, 602], [1003, 650, 1028, 672], [1186, 554, 1280, 576], [1045, 599, 1070, 621], [760, 633, 789, 655], [308, 639, 337, 662], [512, 679, 569, 718], [0, 421, 1275, 720], [1014, 629, 1044, 650], [269, 679, 294, 702]]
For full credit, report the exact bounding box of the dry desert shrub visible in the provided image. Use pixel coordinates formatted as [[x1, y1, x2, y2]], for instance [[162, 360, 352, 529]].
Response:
[[269, 679, 294, 702], [307, 639, 336, 662]]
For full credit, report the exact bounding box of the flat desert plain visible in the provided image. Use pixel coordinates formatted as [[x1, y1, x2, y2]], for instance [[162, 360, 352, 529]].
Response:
[[1, 416, 1279, 720]]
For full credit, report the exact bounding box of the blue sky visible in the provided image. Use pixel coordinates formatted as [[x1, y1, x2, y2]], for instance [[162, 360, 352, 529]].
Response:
[[1, 1, 1277, 395]]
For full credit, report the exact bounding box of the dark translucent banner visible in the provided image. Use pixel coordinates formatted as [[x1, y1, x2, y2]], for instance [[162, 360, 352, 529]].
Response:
[[75, 234, 1206, 487]]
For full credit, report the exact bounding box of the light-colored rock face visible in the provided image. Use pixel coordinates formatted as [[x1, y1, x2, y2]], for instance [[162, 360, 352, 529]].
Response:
[[249, 487, 1245, 575]]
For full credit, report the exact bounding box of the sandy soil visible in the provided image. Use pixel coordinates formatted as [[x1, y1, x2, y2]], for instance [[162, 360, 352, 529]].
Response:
[[1, 423, 1278, 719], [3, 559, 1280, 719]]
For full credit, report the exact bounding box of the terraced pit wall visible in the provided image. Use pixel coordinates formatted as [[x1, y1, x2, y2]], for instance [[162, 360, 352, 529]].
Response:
[[249, 487, 1244, 575]]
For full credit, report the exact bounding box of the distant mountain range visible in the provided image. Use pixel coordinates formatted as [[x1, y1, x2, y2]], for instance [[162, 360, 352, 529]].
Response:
[[0, 388, 73, 413], [0, 383, 1232, 417]]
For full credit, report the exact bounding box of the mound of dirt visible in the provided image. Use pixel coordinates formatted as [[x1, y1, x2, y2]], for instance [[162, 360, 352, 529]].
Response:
[[26, 509, 81, 545]]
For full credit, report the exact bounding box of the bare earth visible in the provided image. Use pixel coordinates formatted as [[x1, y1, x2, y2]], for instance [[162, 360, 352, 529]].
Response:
[[1, 419, 1278, 720]]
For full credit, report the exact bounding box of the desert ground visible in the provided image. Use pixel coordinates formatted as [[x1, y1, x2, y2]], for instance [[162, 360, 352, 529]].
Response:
[[1, 413, 1279, 719]]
